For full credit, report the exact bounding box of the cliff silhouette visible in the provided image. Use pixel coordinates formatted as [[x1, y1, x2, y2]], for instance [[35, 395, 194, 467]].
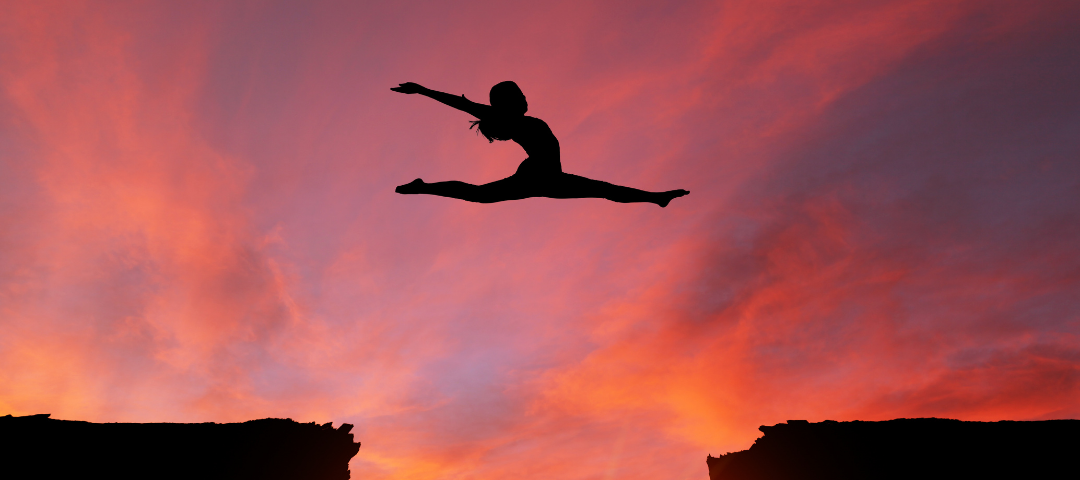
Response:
[[0, 413, 360, 480], [707, 418, 1079, 480]]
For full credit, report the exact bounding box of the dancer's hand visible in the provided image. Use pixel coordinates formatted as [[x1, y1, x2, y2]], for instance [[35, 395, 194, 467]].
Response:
[[391, 82, 427, 94]]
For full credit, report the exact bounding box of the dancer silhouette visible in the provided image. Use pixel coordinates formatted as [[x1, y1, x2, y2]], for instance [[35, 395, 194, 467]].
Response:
[[391, 81, 689, 207]]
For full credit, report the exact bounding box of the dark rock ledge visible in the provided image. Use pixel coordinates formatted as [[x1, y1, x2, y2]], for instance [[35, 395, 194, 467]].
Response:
[[707, 418, 1079, 480], [0, 413, 360, 480]]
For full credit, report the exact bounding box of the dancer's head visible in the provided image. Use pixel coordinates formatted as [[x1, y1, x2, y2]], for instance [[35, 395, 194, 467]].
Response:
[[471, 81, 527, 142], [490, 81, 527, 115]]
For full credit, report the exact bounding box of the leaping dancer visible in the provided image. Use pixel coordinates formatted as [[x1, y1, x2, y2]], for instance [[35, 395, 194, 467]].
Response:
[[391, 81, 689, 207]]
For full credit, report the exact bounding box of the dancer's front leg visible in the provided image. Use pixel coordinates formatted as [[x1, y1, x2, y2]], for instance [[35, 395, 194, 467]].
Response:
[[396, 178, 482, 202], [395, 178, 427, 194], [395, 177, 531, 204]]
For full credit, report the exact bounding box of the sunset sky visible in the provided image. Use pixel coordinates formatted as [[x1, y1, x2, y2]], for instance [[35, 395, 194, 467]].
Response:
[[1, 1, 1078, 478]]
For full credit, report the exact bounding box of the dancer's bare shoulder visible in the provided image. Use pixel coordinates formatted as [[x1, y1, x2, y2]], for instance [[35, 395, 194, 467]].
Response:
[[521, 115, 553, 131]]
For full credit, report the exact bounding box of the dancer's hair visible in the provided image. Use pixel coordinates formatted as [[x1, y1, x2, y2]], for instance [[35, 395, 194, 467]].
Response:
[[470, 81, 527, 142]]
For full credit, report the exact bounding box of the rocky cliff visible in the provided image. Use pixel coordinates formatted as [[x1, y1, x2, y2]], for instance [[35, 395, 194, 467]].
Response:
[[707, 418, 1079, 480], [0, 413, 361, 480]]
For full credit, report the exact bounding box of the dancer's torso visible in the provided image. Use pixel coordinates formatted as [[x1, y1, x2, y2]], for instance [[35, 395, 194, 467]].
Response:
[[507, 116, 562, 176]]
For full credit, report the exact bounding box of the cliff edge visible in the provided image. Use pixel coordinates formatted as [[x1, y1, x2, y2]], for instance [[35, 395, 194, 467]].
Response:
[[707, 418, 1079, 480], [0, 413, 361, 480]]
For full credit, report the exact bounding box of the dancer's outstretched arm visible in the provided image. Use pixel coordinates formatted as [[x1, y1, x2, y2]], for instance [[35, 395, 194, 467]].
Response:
[[391, 82, 490, 119]]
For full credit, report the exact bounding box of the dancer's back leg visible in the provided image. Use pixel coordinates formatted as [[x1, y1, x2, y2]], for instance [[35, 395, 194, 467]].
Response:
[[548, 174, 688, 207]]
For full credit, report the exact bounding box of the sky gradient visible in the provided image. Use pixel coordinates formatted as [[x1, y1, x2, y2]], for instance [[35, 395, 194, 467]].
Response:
[[2, 1, 1079, 479]]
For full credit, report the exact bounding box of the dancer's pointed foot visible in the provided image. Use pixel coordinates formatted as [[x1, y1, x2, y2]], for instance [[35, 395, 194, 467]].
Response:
[[656, 189, 689, 208], [396, 178, 425, 194]]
